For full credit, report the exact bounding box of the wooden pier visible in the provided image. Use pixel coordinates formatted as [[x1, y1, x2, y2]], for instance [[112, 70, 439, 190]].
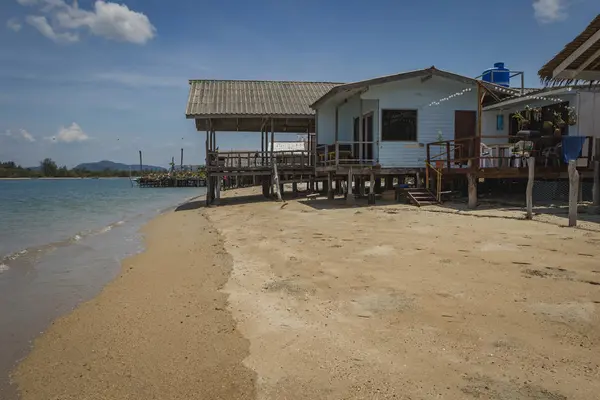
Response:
[[137, 177, 206, 188]]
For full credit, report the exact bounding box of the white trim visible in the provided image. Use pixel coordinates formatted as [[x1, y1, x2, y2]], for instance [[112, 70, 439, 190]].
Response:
[[552, 29, 600, 78]]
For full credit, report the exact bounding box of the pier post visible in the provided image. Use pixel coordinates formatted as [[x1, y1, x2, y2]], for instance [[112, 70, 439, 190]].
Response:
[[327, 172, 334, 200], [346, 168, 355, 205], [416, 172, 422, 189], [593, 160, 600, 208], [568, 160, 579, 227], [385, 176, 394, 191], [368, 171, 376, 205], [467, 173, 477, 209], [375, 177, 382, 194], [215, 176, 221, 205], [526, 157, 535, 220], [292, 182, 298, 197]]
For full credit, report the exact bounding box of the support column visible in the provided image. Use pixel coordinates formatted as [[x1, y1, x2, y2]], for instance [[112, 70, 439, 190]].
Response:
[[593, 160, 600, 208], [416, 172, 422, 188], [327, 172, 334, 200], [215, 176, 221, 205], [375, 177, 382, 194], [568, 160, 579, 227], [346, 168, 355, 205], [368, 171, 376, 205], [467, 173, 477, 209], [526, 157, 535, 220], [292, 182, 298, 197]]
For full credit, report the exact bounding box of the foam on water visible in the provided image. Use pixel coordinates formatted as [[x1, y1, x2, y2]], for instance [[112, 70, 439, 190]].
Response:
[[0, 264, 9, 274]]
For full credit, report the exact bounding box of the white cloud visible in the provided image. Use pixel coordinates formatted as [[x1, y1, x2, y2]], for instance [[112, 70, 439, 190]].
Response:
[[26, 15, 79, 43], [533, 0, 569, 24], [7, 18, 23, 32], [19, 129, 36, 142], [19, 0, 155, 44], [51, 123, 89, 143], [2, 129, 36, 142]]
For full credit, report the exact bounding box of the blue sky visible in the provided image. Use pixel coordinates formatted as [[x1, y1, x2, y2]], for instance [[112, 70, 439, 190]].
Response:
[[1, 0, 599, 168]]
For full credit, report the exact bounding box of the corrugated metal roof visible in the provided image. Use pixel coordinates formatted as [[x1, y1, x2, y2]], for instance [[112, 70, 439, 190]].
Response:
[[186, 80, 341, 117], [310, 67, 524, 108]]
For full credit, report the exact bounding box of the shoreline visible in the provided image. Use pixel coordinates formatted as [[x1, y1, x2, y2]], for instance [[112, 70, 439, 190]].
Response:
[[11, 186, 600, 399], [12, 200, 255, 399]]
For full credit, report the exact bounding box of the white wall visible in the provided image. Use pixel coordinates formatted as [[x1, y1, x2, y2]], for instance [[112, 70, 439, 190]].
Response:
[[578, 91, 600, 138], [363, 76, 478, 168], [316, 104, 336, 145]]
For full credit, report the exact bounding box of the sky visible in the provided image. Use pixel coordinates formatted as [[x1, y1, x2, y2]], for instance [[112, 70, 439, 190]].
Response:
[[1, 0, 599, 168]]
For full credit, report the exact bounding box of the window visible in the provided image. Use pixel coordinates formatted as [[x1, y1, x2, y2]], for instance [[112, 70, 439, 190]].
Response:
[[496, 114, 504, 131], [381, 110, 417, 141]]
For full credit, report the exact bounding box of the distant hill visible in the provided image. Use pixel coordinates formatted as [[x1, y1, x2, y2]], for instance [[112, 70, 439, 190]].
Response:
[[74, 160, 166, 172]]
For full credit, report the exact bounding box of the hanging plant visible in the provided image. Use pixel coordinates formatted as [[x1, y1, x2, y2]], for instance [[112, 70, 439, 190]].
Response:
[[566, 106, 578, 126], [553, 111, 566, 128], [512, 111, 529, 130]]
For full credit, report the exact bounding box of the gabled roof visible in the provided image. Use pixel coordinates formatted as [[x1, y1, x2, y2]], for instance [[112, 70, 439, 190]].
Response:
[[538, 14, 600, 85], [185, 80, 341, 118], [310, 67, 520, 109]]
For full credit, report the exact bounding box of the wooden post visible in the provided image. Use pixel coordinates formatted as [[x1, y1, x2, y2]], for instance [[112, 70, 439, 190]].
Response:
[[467, 173, 477, 209], [346, 168, 354, 205], [139, 150, 143, 175], [215, 176, 221, 205], [446, 142, 451, 170], [416, 172, 422, 188], [368, 171, 375, 205], [568, 160, 579, 227], [327, 172, 334, 200], [593, 161, 600, 207], [292, 182, 298, 197], [526, 157, 535, 220], [180, 148, 184, 169]]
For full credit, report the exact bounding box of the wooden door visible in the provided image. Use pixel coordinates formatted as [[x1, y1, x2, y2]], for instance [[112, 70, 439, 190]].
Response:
[[454, 111, 477, 164]]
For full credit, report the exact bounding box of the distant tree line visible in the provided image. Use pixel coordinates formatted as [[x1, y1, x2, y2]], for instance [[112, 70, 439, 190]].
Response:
[[0, 158, 151, 178]]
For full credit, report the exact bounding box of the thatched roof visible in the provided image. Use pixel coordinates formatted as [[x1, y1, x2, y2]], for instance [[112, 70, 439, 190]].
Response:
[[538, 15, 600, 85]]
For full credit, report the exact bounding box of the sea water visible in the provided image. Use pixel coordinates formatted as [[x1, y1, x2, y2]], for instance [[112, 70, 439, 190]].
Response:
[[0, 178, 205, 399]]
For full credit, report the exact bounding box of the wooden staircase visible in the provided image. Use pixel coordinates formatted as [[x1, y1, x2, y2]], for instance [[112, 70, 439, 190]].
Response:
[[406, 188, 439, 207]]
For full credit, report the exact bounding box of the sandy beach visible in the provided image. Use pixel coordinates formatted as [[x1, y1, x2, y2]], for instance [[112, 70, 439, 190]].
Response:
[[13, 187, 600, 399]]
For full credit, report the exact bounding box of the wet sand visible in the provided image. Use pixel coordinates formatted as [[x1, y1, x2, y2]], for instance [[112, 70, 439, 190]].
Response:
[[13, 203, 256, 399], [13, 187, 600, 399]]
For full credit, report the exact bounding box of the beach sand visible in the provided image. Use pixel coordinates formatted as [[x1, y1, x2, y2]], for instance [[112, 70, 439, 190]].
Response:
[[13, 203, 256, 400], [14, 187, 600, 399]]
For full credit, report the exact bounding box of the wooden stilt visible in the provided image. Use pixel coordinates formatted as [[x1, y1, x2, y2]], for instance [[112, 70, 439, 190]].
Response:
[[346, 168, 354, 205], [467, 173, 477, 209], [368, 171, 375, 205], [568, 160, 578, 227], [526, 157, 535, 220], [593, 161, 600, 207], [375, 178, 382, 194], [292, 182, 298, 197], [215, 176, 221, 205], [385, 176, 394, 191], [416, 172, 422, 188], [327, 172, 334, 200]]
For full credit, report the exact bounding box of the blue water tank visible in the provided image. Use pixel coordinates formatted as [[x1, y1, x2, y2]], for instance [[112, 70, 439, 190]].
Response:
[[481, 62, 510, 87]]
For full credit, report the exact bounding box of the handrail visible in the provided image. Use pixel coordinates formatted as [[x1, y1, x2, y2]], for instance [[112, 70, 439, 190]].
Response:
[[425, 161, 442, 202]]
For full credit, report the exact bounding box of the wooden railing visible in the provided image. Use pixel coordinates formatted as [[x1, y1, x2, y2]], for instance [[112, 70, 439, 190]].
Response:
[[206, 150, 312, 171], [316, 141, 377, 167], [426, 135, 595, 171]]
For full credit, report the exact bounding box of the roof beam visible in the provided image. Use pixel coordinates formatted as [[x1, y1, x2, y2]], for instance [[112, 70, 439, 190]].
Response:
[[555, 69, 600, 81], [555, 47, 600, 79], [552, 29, 600, 78]]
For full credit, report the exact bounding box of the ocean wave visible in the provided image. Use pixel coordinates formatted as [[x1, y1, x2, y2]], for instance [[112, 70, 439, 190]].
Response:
[[0, 263, 9, 274], [1, 219, 129, 267]]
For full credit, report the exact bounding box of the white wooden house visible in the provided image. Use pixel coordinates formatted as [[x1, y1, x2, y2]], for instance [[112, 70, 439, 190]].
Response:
[[310, 67, 513, 174]]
